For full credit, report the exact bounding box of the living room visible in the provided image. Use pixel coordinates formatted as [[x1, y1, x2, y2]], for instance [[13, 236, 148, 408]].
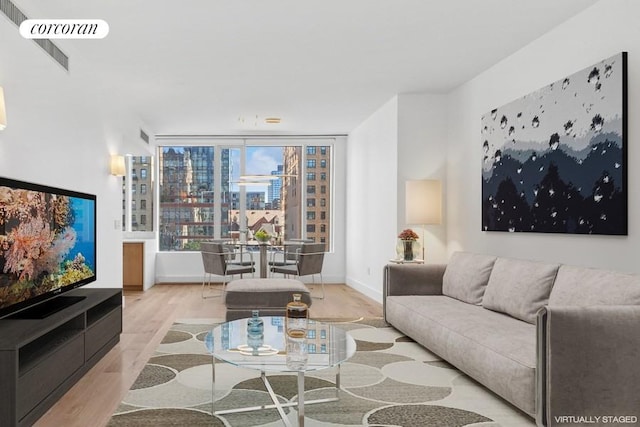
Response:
[[1, 0, 639, 426]]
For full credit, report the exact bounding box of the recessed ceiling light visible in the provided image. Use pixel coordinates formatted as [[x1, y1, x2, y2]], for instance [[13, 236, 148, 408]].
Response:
[[265, 117, 281, 124]]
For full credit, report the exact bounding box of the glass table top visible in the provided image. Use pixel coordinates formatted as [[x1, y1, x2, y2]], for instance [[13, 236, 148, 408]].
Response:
[[204, 317, 356, 372]]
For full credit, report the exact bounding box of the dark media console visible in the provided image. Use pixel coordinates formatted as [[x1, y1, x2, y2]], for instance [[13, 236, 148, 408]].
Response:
[[9, 295, 87, 319], [0, 288, 122, 427]]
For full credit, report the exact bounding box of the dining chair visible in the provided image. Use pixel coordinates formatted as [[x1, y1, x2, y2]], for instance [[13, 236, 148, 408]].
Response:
[[268, 242, 302, 274], [201, 242, 255, 298], [221, 241, 255, 267], [270, 242, 326, 299]]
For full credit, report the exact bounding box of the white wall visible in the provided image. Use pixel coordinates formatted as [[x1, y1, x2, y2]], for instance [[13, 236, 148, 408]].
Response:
[[397, 93, 448, 264], [446, 0, 640, 272], [346, 96, 399, 302], [346, 94, 450, 302], [0, 20, 145, 289]]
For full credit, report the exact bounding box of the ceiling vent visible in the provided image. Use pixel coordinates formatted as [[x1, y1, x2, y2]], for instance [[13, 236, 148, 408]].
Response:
[[0, 0, 69, 71], [140, 129, 150, 144]]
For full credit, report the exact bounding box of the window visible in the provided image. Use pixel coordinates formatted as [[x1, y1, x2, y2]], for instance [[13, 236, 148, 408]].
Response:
[[141, 215, 147, 225], [122, 155, 154, 232], [320, 198, 326, 207], [320, 224, 326, 232], [320, 159, 327, 168], [159, 147, 215, 250], [320, 172, 326, 181], [320, 185, 326, 194], [307, 329, 316, 339], [158, 143, 332, 251], [320, 211, 326, 220]]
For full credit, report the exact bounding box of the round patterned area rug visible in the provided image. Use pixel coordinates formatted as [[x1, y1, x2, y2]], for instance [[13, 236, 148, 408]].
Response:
[[108, 318, 533, 426]]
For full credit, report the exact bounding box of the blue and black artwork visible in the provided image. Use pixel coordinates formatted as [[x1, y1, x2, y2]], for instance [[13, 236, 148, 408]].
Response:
[[481, 52, 627, 235]]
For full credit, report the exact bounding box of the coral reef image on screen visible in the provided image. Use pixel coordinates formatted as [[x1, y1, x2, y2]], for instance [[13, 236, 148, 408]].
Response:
[[0, 186, 96, 310], [481, 52, 627, 235]]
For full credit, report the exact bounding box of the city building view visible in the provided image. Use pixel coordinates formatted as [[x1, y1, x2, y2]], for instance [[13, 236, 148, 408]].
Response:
[[156, 145, 331, 251], [123, 156, 154, 232]]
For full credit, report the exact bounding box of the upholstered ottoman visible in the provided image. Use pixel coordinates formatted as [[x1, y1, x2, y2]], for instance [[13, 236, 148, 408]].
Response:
[[224, 278, 312, 321]]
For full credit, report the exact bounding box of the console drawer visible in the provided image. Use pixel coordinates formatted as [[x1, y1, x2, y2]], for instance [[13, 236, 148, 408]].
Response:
[[16, 333, 84, 419], [86, 307, 122, 359]]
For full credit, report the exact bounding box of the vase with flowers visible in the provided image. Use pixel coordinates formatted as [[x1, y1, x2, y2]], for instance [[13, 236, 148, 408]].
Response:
[[397, 229, 420, 261]]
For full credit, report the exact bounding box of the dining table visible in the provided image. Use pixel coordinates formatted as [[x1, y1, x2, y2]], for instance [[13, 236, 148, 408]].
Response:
[[223, 239, 309, 278], [223, 240, 273, 278]]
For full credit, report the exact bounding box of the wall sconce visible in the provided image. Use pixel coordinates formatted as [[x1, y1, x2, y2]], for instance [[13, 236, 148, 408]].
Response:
[[0, 87, 7, 131], [110, 155, 126, 176], [406, 180, 442, 260]]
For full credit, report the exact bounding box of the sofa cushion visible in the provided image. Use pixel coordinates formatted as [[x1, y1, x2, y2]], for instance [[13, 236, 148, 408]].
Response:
[[482, 257, 559, 324], [442, 252, 497, 305], [386, 295, 536, 416], [549, 265, 640, 306]]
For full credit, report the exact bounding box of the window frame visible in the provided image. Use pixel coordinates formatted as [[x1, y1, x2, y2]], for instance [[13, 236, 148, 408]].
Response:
[[154, 137, 335, 252], [122, 155, 154, 234]]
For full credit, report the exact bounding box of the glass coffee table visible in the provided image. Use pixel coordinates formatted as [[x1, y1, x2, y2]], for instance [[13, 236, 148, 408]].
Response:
[[204, 316, 356, 427]]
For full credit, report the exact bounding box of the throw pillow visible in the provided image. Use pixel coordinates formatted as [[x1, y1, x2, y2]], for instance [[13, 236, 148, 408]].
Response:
[[442, 252, 497, 305], [482, 257, 559, 324]]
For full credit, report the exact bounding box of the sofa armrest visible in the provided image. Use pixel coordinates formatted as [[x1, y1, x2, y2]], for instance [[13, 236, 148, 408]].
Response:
[[384, 264, 446, 297], [536, 305, 640, 426]]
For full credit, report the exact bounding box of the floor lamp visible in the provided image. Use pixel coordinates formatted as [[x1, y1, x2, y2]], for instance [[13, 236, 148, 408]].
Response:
[[405, 180, 442, 261]]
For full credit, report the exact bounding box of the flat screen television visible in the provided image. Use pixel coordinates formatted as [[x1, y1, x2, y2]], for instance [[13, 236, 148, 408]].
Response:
[[0, 177, 96, 319]]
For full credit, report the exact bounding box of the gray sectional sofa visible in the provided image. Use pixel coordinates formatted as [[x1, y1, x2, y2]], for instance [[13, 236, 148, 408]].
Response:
[[383, 252, 640, 426]]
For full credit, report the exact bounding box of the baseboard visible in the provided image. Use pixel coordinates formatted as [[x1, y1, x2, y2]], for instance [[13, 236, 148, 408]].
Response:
[[345, 277, 383, 304], [155, 275, 346, 285]]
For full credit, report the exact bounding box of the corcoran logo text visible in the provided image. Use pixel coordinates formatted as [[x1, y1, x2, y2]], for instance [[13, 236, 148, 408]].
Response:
[[19, 19, 109, 39]]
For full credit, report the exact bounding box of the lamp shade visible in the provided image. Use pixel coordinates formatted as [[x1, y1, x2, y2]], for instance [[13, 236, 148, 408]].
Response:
[[110, 155, 126, 176], [0, 87, 6, 130], [405, 180, 442, 225]]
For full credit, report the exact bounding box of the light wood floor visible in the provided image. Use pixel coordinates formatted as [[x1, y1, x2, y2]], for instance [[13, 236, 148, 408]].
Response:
[[33, 283, 382, 427]]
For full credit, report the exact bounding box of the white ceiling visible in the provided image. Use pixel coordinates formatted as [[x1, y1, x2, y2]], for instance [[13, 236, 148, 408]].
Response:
[[15, 0, 600, 135]]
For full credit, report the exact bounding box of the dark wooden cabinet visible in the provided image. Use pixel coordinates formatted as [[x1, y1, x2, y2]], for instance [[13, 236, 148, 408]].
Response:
[[0, 288, 122, 427]]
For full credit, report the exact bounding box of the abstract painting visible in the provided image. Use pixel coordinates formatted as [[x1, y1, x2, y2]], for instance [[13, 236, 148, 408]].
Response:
[[481, 52, 627, 235]]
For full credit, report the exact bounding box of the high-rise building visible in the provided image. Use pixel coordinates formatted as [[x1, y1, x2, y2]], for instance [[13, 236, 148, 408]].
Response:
[[228, 191, 266, 210], [268, 165, 284, 208], [158, 147, 230, 250], [283, 146, 331, 247], [282, 147, 301, 241], [126, 156, 153, 232]]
